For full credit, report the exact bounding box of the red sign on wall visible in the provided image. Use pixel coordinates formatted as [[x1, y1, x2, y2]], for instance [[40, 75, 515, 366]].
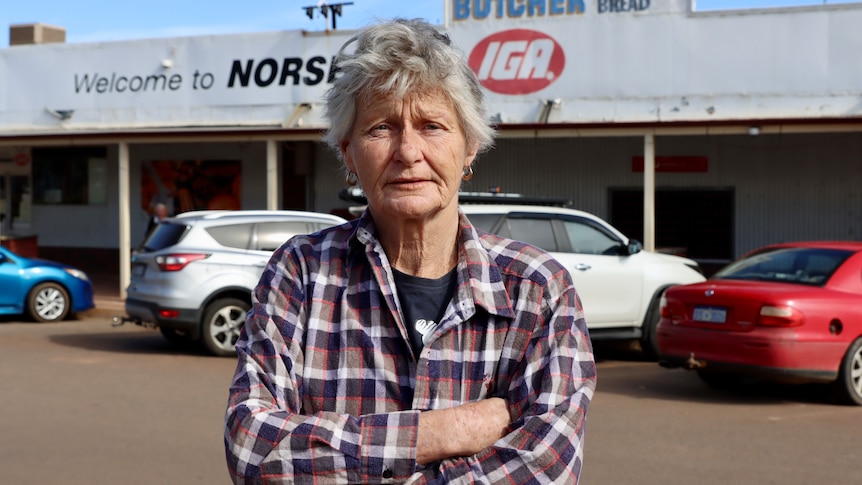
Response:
[[632, 156, 708, 173], [13, 152, 30, 167]]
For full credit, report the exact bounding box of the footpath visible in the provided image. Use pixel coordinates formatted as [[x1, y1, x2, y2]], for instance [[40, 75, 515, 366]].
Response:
[[84, 270, 126, 320]]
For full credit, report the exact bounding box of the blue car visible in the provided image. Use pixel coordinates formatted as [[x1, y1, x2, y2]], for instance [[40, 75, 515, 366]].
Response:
[[0, 245, 94, 322]]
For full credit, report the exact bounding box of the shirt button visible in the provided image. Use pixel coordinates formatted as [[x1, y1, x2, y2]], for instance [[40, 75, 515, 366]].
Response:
[[382, 469, 393, 479]]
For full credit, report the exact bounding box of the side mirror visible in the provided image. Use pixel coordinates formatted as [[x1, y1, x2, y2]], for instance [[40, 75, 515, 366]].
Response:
[[627, 240, 643, 255]]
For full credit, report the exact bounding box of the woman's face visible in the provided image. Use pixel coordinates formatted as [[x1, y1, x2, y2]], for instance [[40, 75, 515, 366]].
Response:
[[340, 89, 477, 223]]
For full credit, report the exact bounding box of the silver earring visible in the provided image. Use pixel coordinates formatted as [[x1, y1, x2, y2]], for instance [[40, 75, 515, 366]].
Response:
[[346, 171, 358, 186], [462, 165, 474, 181]]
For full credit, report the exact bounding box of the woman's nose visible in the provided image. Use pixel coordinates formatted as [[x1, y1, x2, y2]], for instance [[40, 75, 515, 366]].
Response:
[[394, 127, 422, 165]]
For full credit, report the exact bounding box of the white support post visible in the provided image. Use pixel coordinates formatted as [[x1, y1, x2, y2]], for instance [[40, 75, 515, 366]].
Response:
[[266, 140, 278, 211], [643, 133, 656, 253], [118, 142, 131, 299]]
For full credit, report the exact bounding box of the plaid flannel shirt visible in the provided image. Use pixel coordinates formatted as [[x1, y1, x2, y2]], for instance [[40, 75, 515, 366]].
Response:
[[225, 210, 597, 484]]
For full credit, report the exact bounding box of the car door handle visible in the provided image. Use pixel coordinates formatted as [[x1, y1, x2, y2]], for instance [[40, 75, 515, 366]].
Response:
[[574, 263, 591, 271]]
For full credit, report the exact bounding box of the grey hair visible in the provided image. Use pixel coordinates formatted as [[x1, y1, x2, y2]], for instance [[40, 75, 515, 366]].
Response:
[[322, 18, 495, 158]]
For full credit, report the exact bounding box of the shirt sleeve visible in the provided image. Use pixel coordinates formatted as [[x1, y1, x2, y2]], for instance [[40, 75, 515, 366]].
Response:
[[411, 274, 597, 484], [224, 247, 421, 484]]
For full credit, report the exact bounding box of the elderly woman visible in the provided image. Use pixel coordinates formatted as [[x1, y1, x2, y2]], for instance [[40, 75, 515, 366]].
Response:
[[225, 18, 596, 484]]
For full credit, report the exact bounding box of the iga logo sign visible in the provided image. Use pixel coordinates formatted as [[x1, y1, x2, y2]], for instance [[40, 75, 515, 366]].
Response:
[[468, 29, 565, 95]]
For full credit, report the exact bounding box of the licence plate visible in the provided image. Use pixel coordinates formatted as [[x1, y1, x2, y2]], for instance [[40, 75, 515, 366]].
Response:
[[132, 264, 147, 278], [692, 306, 727, 323]]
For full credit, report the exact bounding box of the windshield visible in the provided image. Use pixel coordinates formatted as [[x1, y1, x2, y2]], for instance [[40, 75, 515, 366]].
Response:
[[713, 247, 852, 286]]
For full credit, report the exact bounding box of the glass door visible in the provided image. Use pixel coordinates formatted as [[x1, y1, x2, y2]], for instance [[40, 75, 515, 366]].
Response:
[[0, 173, 32, 236]]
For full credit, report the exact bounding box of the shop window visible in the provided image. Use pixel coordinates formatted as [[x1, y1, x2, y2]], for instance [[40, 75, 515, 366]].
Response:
[[32, 147, 108, 205], [0, 175, 32, 231]]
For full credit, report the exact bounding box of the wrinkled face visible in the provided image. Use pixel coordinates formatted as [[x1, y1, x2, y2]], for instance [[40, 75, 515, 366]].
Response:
[[340, 89, 477, 223]]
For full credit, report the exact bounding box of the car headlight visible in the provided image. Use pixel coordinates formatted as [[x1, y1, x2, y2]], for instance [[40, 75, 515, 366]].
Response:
[[64, 268, 90, 282]]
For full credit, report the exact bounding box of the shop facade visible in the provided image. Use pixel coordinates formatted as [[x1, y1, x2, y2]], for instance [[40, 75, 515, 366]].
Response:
[[2, 0, 861, 295]]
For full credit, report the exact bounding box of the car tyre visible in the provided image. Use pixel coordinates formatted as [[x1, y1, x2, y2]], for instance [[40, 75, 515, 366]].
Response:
[[832, 337, 862, 406], [201, 298, 249, 357], [639, 292, 663, 359], [27, 282, 71, 323]]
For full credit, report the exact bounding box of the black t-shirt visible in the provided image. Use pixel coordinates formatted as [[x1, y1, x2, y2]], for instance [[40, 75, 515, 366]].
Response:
[[391, 267, 458, 356]]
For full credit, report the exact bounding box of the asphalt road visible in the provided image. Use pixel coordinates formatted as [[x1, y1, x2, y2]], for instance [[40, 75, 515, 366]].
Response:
[[583, 348, 862, 484], [0, 314, 235, 484], [2, 315, 861, 484]]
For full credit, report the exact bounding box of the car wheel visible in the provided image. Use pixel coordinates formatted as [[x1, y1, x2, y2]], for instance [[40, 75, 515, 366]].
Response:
[[832, 337, 862, 406], [27, 282, 71, 323], [639, 292, 663, 359], [200, 298, 249, 357]]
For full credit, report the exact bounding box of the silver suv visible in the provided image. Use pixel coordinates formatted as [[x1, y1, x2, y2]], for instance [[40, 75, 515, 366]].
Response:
[[121, 210, 347, 356]]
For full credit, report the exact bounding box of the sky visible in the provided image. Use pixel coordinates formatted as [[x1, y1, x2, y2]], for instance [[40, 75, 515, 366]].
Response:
[[1, 0, 858, 48]]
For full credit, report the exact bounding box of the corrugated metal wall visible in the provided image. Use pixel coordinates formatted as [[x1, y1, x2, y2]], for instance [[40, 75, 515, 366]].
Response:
[[463, 136, 645, 218], [312, 132, 862, 260], [709, 133, 862, 255], [312, 143, 348, 211]]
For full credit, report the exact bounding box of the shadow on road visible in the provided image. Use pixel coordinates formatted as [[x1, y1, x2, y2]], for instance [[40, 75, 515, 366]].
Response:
[[596, 359, 837, 408], [48, 327, 215, 357], [0, 312, 104, 324], [592, 340, 654, 363], [6, 320, 849, 406], [590, 340, 842, 407]]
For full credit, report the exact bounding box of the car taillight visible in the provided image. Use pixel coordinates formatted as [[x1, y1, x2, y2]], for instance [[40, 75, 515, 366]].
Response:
[[659, 295, 671, 317], [155, 253, 209, 271], [757, 305, 804, 326], [659, 296, 687, 324]]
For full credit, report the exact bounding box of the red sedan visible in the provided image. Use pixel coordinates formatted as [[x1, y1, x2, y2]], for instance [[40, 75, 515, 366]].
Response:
[[657, 241, 862, 405]]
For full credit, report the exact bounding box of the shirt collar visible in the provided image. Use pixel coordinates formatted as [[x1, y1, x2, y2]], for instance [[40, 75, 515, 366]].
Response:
[[455, 210, 515, 319], [350, 209, 515, 319]]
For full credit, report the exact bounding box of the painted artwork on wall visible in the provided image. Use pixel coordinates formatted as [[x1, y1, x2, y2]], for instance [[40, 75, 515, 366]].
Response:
[[141, 160, 241, 216]]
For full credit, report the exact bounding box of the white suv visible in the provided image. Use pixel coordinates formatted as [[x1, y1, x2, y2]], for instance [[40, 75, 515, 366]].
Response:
[[460, 203, 706, 356], [119, 210, 347, 356]]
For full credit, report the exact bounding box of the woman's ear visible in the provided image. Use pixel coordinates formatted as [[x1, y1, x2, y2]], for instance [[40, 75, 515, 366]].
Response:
[[465, 142, 478, 168], [340, 140, 355, 172]]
